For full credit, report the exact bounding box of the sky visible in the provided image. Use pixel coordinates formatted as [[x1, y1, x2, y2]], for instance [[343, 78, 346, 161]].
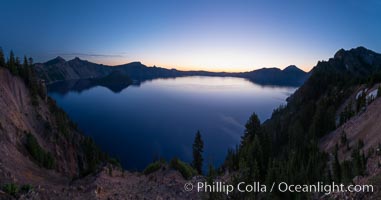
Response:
[[0, 0, 381, 72]]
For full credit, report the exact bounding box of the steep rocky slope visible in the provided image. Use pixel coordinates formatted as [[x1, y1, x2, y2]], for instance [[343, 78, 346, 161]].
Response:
[[319, 84, 381, 199], [0, 67, 85, 181], [320, 85, 381, 159], [0, 66, 104, 192]]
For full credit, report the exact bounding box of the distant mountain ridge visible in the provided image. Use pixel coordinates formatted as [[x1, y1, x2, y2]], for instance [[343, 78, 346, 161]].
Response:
[[34, 57, 308, 86], [235, 65, 308, 86], [34, 57, 112, 83]]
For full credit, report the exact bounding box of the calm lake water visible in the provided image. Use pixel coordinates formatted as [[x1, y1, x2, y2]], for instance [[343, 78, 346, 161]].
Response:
[[48, 76, 296, 171]]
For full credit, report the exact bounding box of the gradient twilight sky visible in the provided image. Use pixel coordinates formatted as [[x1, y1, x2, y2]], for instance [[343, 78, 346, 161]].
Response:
[[0, 0, 380, 72]]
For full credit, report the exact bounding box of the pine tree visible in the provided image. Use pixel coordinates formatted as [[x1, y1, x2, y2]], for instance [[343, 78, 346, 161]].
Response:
[[224, 148, 238, 171], [28, 57, 33, 66], [252, 159, 260, 180], [332, 150, 341, 182], [356, 92, 366, 112], [340, 131, 347, 147], [8, 50, 18, 75], [21, 56, 29, 80], [341, 160, 353, 184], [15, 56, 21, 73], [351, 146, 365, 176], [192, 130, 204, 174], [252, 134, 264, 179], [207, 163, 217, 182], [207, 163, 220, 200], [241, 113, 260, 146], [0, 47, 5, 67]]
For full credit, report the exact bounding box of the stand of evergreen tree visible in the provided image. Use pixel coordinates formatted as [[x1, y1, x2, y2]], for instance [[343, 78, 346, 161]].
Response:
[[25, 133, 55, 169], [0, 48, 46, 105], [192, 130, 204, 174], [222, 55, 381, 199]]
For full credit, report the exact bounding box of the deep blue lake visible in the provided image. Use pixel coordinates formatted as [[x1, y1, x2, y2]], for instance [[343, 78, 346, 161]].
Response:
[[48, 76, 296, 171]]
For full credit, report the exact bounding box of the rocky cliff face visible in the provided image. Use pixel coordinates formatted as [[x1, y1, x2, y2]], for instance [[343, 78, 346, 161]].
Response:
[[0, 67, 88, 183]]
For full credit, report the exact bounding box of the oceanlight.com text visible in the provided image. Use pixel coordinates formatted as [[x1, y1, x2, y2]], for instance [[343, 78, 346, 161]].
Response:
[[183, 181, 374, 195]]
